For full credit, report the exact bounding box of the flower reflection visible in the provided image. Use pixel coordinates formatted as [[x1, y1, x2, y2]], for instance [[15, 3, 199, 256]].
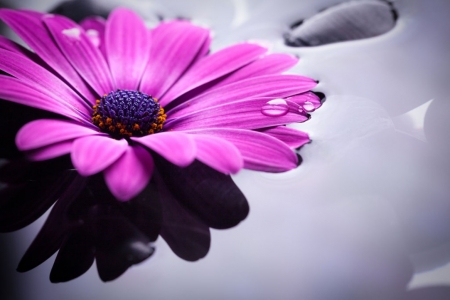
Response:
[[0, 153, 248, 282], [0, 4, 320, 283]]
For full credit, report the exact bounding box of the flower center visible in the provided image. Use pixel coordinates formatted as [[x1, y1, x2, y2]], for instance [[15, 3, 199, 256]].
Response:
[[92, 90, 166, 137]]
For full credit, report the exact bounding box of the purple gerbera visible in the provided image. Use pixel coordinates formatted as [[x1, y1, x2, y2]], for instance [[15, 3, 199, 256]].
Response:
[[0, 7, 320, 201]]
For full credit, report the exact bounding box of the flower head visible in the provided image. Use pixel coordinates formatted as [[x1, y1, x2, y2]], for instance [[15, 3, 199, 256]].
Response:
[[0, 7, 320, 201]]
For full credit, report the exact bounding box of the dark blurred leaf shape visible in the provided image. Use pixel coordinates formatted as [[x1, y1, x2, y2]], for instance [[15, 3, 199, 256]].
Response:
[[285, 0, 397, 47]]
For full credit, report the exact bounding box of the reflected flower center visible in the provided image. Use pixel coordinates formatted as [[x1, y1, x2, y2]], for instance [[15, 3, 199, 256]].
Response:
[[92, 89, 166, 137]]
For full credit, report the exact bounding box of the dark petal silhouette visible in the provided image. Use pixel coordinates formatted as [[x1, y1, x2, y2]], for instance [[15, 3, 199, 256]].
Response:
[[154, 157, 249, 230], [285, 0, 397, 47], [0, 100, 63, 159], [50, 229, 95, 283], [92, 206, 155, 282], [87, 175, 162, 242], [155, 170, 211, 261], [17, 174, 87, 272], [0, 157, 78, 232]]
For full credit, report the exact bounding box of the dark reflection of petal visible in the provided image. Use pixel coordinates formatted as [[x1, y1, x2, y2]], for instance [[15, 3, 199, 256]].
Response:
[[87, 175, 162, 242], [285, 0, 397, 47], [7, 153, 249, 281], [155, 157, 249, 229], [50, 229, 95, 283], [0, 101, 62, 159], [17, 174, 87, 272], [0, 157, 76, 232], [93, 212, 154, 282], [155, 170, 211, 261]]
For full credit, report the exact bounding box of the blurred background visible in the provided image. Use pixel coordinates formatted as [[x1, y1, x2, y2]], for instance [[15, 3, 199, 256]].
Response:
[[1, 0, 450, 299]]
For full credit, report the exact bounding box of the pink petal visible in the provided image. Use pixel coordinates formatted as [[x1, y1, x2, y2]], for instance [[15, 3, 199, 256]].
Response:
[[139, 21, 210, 98], [165, 97, 309, 131], [105, 8, 150, 90], [0, 9, 97, 101], [0, 36, 46, 65], [160, 43, 267, 105], [217, 53, 298, 87], [80, 16, 105, 49], [16, 119, 101, 151], [26, 140, 73, 161], [194, 33, 212, 62], [0, 75, 88, 122], [187, 129, 298, 172], [179, 53, 298, 101], [43, 14, 114, 96], [191, 135, 243, 174], [258, 127, 310, 148], [169, 74, 317, 118], [0, 48, 92, 116], [132, 132, 196, 167], [104, 145, 154, 201], [71, 136, 128, 176]]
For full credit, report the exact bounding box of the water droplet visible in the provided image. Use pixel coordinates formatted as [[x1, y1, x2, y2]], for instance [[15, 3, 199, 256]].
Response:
[[261, 99, 289, 117], [86, 29, 100, 47], [62, 28, 81, 40], [303, 101, 315, 112]]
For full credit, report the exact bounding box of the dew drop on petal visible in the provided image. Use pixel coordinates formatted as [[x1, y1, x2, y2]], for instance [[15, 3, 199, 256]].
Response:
[[62, 28, 81, 40], [261, 99, 289, 117], [86, 29, 100, 47], [302, 101, 315, 112]]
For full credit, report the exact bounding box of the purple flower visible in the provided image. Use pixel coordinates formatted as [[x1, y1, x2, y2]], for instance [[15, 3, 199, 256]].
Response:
[[0, 7, 319, 201]]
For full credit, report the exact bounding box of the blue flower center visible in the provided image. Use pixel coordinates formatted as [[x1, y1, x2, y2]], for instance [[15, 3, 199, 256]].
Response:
[[92, 90, 166, 137]]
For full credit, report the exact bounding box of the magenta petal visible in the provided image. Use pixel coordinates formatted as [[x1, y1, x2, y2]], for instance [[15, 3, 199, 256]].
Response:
[[161, 43, 267, 105], [211, 53, 298, 89], [80, 16, 105, 49], [43, 14, 114, 96], [72, 136, 128, 176], [104, 145, 154, 201], [0, 75, 89, 122], [187, 129, 298, 172], [16, 119, 101, 151], [132, 132, 196, 167], [0, 9, 97, 101], [0, 48, 91, 116], [258, 127, 310, 148], [165, 97, 309, 131], [105, 8, 150, 90], [26, 140, 73, 161], [191, 135, 243, 174], [140, 21, 210, 98], [0, 36, 47, 66], [169, 74, 317, 118]]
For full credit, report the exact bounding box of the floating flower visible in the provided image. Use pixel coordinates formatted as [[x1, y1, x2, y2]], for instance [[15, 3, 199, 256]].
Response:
[[0, 7, 320, 201]]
